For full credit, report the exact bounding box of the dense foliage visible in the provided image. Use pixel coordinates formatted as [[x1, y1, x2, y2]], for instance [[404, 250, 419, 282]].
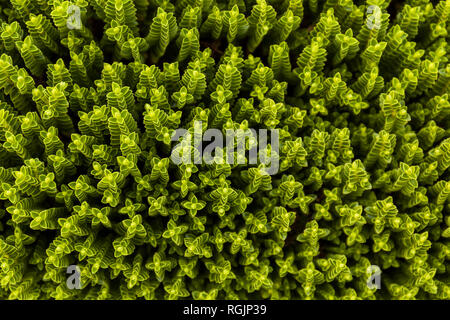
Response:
[[0, 0, 449, 300]]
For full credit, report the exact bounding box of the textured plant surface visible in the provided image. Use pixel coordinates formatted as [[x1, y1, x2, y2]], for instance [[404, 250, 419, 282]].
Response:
[[0, 0, 449, 300]]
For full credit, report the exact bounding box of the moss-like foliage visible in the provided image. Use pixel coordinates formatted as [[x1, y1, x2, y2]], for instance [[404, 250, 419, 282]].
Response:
[[0, 0, 449, 300]]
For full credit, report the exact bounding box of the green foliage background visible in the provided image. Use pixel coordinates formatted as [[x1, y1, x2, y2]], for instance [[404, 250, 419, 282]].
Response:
[[0, 0, 449, 299]]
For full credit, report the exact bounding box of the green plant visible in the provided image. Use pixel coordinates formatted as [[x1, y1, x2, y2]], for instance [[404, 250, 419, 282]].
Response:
[[0, 0, 449, 300]]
